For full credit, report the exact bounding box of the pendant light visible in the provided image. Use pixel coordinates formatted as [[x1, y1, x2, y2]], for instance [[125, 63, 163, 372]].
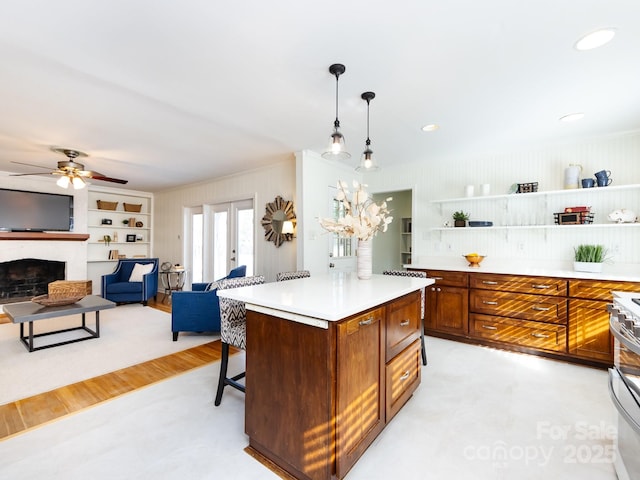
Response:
[[356, 91, 379, 172], [321, 63, 351, 160]]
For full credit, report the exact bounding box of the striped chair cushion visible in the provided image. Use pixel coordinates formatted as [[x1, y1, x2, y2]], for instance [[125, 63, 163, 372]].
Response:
[[276, 270, 311, 282], [217, 275, 265, 349]]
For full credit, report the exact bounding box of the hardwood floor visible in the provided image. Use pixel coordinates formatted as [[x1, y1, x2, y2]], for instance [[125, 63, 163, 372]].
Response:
[[0, 296, 231, 441]]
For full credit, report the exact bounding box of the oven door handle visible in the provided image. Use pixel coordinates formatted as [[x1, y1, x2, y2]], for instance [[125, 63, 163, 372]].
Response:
[[608, 368, 640, 435]]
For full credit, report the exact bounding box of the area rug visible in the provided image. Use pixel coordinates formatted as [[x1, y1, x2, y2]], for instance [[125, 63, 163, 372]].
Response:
[[0, 303, 219, 404]]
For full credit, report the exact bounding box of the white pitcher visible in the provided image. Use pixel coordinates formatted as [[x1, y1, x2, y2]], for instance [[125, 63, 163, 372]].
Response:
[[564, 164, 582, 189]]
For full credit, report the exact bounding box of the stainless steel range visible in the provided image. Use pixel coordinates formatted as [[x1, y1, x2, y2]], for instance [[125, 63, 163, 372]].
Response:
[[608, 292, 640, 480]]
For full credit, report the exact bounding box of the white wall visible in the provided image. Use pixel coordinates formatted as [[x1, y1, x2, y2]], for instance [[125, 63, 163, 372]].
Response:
[[295, 150, 362, 274], [153, 158, 296, 283], [362, 130, 640, 272]]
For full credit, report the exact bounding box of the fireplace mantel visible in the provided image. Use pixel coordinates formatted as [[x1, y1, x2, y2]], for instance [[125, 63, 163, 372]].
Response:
[[0, 232, 89, 241]]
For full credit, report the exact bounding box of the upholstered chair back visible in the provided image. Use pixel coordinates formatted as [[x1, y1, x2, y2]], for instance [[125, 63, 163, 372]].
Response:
[[276, 270, 311, 282], [217, 275, 265, 349]]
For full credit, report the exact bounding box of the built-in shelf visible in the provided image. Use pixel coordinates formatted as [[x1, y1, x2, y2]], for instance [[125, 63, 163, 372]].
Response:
[[431, 223, 640, 232], [0, 232, 89, 241]]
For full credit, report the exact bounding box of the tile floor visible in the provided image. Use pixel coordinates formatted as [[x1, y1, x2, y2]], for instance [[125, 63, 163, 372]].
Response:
[[0, 337, 617, 479]]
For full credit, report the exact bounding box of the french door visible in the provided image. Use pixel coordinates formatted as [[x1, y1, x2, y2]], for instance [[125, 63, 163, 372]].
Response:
[[187, 199, 254, 283]]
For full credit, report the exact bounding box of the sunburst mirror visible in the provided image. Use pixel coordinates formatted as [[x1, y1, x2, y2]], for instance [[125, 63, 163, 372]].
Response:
[[261, 196, 296, 247]]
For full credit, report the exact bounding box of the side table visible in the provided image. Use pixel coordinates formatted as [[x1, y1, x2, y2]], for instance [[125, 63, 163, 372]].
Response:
[[160, 270, 187, 303]]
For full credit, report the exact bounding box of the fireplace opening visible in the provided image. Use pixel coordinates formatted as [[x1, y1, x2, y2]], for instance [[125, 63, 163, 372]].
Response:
[[0, 258, 65, 304]]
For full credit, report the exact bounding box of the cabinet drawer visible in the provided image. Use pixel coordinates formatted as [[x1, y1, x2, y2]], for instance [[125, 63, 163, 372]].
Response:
[[423, 270, 468, 288], [470, 314, 567, 352], [470, 273, 567, 296], [386, 291, 420, 361], [385, 338, 421, 421], [470, 290, 567, 324], [569, 280, 640, 301]]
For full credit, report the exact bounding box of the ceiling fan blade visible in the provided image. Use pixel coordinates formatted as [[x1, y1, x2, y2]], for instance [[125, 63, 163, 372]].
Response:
[[9, 172, 54, 177], [84, 171, 128, 184], [10, 160, 52, 170]]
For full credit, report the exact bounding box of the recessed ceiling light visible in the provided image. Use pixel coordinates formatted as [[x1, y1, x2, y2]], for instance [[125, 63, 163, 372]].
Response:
[[575, 28, 616, 51], [559, 112, 585, 123], [421, 124, 439, 132]]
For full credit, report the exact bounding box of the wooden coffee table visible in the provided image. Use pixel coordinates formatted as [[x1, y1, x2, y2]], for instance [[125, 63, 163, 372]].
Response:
[[3, 295, 116, 352]]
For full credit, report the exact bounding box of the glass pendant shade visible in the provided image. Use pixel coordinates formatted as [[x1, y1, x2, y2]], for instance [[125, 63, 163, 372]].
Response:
[[321, 63, 350, 161], [356, 91, 379, 172]]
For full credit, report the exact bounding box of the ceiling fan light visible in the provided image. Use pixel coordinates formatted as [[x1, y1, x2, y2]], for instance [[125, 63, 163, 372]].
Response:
[[72, 176, 86, 189], [57, 175, 70, 189]]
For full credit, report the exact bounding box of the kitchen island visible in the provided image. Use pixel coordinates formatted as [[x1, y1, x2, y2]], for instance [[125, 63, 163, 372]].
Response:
[[217, 273, 432, 480]]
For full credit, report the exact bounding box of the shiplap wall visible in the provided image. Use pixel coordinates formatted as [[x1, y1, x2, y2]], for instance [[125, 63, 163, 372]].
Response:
[[364, 130, 640, 270], [153, 158, 296, 283]]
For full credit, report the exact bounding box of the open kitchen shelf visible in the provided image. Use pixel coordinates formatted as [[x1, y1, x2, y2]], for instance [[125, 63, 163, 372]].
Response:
[[431, 183, 640, 204]]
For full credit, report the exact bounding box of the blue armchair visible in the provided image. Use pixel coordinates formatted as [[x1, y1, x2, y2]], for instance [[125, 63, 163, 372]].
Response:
[[171, 265, 246, 341], [101, 258, 159, 305]]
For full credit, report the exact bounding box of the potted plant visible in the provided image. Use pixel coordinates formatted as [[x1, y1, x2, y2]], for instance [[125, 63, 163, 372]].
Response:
[[452, 210, 470, 227], [573, 244, 608, 273]]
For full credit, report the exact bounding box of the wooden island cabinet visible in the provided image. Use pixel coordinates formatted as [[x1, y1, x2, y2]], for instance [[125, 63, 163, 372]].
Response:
[[410, 268, 639, 368], [218, 274, 431, 480]]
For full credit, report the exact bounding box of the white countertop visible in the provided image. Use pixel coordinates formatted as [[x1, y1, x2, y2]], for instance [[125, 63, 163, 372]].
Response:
[[405, 257, 640, 282], [217, 272, 433, 328]]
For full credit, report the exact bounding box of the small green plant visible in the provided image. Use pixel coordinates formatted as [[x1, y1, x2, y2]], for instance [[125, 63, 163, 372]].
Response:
[[122, 219, 129, 225], [452, 210, 470, 221], [574, 244, 607, 263]]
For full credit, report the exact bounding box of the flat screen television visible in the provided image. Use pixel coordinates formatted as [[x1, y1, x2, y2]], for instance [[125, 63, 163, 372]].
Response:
[[0, 188, 74, 232]]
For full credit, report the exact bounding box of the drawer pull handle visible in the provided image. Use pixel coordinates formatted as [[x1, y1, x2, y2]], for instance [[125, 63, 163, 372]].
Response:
[[482, 301, 499, 305], [400, 319, 410, 327], [400, 371, 410, 381], [531, 306, 551, 311], [482, 281, 499, 285], [359, 317, 373, 326], [531, 333, 550, 339], [481, 325, 498, 330], [431, 276, 444, 280], [531, 284, 551, 289]]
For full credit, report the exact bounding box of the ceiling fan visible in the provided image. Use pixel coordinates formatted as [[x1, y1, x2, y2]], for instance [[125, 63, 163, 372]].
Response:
[[10, 147, 128, 187]]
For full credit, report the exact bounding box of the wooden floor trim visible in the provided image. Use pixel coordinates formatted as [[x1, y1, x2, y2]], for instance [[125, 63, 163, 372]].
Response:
[[0, 340, 230, 441]]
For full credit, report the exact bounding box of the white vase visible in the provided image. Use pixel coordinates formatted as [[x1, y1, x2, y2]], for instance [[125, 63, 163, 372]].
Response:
[[573, 261, 603, 273], [357, 239, 373, 280]]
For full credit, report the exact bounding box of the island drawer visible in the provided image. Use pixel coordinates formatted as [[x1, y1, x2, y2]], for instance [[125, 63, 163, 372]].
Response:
[[386, 290, 420, 361], [470, 290, 567, 324], [470, 314, 567, 352], [470, 273, 567, 296], [385, 338, 421, 421]]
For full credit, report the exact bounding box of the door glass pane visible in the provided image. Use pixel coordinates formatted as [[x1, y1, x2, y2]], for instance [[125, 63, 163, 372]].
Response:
[[191, 212, 203, 283], [237, 207, 254, 276], [213, 211, 228, 280]]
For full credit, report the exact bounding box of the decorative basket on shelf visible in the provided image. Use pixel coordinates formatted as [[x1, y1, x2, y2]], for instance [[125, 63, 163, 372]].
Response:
[[123, 203, 142, 212], [97, 200, 118, 210]]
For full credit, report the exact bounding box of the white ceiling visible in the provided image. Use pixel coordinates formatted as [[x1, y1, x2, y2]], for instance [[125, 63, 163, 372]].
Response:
[[1, 0, 639, 192]]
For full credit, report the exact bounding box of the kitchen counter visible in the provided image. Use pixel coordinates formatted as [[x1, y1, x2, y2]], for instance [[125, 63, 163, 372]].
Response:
[[217, 272, 433, 328], [406, 256, 640, 282]]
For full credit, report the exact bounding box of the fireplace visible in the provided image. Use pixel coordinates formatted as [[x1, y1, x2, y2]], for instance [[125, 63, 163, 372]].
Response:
[[0, 258, 65, 304]]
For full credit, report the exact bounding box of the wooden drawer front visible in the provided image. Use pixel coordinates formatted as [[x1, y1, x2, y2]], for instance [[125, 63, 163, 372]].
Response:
[[470, 290, 567, 324], [386, 291, 420, 361], [569, 280, 640, 301], [424, 270, 468, 288], [385, 338, 421, 421], [470, 314, 567, 352], [470, 273, 567, 296]]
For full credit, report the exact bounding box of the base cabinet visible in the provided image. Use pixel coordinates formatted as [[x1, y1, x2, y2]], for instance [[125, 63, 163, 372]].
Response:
[[245, 291, 422, 480], [424, 270, 469, 335]]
